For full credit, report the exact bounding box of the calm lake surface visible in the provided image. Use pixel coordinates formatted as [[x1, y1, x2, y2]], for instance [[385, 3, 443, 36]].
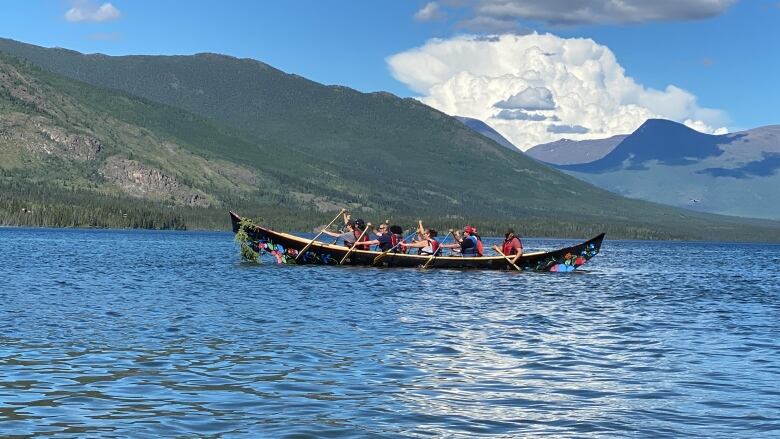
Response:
[[1, 228, 779, 438]]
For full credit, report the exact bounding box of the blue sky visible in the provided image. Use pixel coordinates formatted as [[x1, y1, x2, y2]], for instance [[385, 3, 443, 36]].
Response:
[[1, 1, 778, 140]]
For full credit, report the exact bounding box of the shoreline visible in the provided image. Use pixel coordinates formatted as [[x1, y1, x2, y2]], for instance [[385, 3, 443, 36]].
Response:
[[3, 224, 780, 245]]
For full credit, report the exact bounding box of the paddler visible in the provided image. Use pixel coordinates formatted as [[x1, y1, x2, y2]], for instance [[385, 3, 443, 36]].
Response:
[[352, 218, 372, 250], [497, 228, 523, 263], [320, 220, 358, 247], [442, 225, 483, 257], [360, 223, 395, 251], [400, 229, 441, 255], [321, 218, 371, 250]]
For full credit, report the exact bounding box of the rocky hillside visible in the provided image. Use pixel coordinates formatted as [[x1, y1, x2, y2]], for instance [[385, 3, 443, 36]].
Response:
[[0, 53, 282, 228]]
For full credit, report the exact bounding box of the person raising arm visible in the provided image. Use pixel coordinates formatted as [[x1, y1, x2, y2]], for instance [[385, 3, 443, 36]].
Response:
[[401, 229, 441, 255]]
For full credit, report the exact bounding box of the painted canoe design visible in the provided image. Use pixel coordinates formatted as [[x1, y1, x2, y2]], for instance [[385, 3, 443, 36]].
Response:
[[230, 211, 604, 271]]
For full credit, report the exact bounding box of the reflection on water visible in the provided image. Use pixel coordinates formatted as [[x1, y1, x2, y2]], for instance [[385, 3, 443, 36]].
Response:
[[1, 228, 779, 437]]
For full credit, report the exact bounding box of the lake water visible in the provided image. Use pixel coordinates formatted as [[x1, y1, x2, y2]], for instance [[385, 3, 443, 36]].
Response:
[[1, 228, 779, 437]]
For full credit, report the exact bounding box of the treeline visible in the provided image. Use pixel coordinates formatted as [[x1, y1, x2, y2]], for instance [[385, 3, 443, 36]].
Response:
[[1, 179, 775, 241], [0, 180, 738, 240], [0, 183, 187, 230], [227, 210, 686, 240]]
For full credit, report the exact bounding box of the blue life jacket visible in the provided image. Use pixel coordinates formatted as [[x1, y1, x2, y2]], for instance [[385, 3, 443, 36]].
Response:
[[461, 235, 478, 256]]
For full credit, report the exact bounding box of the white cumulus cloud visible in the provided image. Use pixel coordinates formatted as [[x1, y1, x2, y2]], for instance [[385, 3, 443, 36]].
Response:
[[65, 1, 121, 22], [684, 119, 729, 135], [387, 33, 729, 150], [496, 86, 556, 110]]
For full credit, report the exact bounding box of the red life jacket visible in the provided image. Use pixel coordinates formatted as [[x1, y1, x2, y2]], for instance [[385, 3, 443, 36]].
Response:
[[475, 235, 484, 256], [419, 238, 440, 256], [353, 229, 370, 250], [390, 233, 402, 252], [502, 237, 522, 255], [430, 238, 440, 255]]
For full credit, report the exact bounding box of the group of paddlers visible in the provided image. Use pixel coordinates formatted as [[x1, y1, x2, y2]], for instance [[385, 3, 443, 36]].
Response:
[[319, 212, 524, 262]]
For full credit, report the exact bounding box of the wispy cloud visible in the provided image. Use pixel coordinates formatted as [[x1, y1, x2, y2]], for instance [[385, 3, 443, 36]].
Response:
[[414, 0, 737, 32], [548, 124, 589, 134], [471, 0, 738, 26], [414, 2, 446, 21], [457, 16, 527, 33], [65, 1, 121, 23], [496, 110, 556, 121]]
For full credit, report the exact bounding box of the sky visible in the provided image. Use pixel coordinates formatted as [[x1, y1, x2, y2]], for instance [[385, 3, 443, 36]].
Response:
[[1, 0, 779, 149]]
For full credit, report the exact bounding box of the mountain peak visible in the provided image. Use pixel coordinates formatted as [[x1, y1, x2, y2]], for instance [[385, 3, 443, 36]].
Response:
[[635, 118, 713, 135], [526, 134, 628, 165], [455, 116, 518, 151], [559, 119, 729, 173]]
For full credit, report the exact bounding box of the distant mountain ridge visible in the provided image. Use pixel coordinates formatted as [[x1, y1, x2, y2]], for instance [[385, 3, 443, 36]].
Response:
[[546, 119, 780, 219], [3, 38, 780, 239], [455, 116, 518, 151], [559, 119, 733, 173], [526, 135, 627, 165]]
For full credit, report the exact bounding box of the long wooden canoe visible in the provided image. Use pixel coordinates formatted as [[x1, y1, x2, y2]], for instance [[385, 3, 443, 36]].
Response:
[[230, 211, 604, 271]]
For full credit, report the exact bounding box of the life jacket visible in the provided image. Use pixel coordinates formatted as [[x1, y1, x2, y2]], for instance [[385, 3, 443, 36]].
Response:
[[390, 233, 402, 253], [502, 237, 522, 255], [352, 229, 370, 251], [475, 235, 484, 256], [420, 238, 440, 256], [461, 235, 479, 256]]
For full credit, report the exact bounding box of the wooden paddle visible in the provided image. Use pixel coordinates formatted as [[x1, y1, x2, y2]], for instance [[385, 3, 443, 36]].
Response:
[[339, 222, 372, 265], [295, 208, 346, 261], [422, 229, 453, 269], [492, 245, 522, 271], [372, 230, 418, 266]]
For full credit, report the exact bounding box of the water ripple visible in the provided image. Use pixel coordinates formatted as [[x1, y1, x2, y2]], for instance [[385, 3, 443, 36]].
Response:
[[1, 229, 779, 437]]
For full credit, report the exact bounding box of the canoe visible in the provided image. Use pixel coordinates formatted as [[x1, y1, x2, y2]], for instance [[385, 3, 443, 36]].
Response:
[[230, 211, 604, 271]]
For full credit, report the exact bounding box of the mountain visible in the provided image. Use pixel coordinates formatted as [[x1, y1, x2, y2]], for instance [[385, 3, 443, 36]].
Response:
[[551, 119, 780, 219], [2, 39, 780, 240], [0, 52, 294, 229], [455, 116, 518, 151], [0, 48, 601, 227], [526, 135, 627, 165], [559, 119, 733, 173]]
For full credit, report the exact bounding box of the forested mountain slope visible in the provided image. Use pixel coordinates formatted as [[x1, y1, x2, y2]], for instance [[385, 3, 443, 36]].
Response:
[[2, 40, 780, 240]]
